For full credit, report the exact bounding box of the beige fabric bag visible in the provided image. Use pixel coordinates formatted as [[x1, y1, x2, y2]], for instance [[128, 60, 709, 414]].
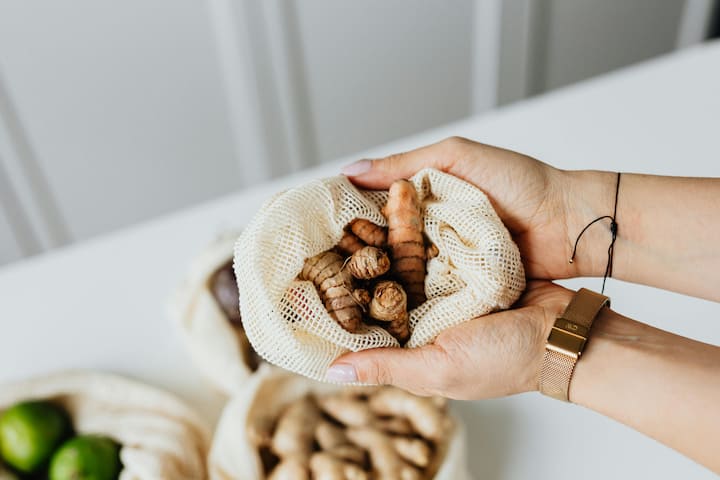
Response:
[[170, 233, 259, 395], [208, 367, 471, 480], [0, 371, 210, 480], [234, 168, 525, 381]]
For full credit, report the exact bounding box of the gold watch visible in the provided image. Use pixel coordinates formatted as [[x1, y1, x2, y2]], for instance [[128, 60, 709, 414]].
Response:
[[539, 288, 609, 402]]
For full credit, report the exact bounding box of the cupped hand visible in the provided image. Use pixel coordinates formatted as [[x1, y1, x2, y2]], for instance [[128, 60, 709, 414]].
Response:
[[327, 281, 574, 399], [342, 137, 612, 279]]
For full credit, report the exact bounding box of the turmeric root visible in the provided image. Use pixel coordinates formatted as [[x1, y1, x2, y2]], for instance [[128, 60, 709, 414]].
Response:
[[346, 246, 391, 280], [336, 230, 366, 256], [301, 251, 362, 333], [368, 387, 449, 442], [349, 219, 387, 247], [369, 281, 410, 344], [384, 180, 427, 308], [426, 242, 439, 260], [351, 288, 371, 308], [271, 395, 321, 459]]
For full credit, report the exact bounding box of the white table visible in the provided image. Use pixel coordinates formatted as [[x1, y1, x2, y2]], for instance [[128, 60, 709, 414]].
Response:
[[2, 41, 719, 479]]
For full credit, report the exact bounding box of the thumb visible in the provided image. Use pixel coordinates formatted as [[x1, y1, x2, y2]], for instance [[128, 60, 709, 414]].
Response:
[[326, 344, 449, 396], [341, 137, 463, 189]]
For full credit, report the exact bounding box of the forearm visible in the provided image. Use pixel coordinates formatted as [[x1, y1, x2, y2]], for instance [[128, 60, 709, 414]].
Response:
[[566, 171, 720, 301], [570, 308, 720, 473]]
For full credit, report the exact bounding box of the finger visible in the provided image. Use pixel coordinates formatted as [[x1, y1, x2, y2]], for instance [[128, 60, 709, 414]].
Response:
[[326, 344, 449, 396], [341, 138, 462, 189]]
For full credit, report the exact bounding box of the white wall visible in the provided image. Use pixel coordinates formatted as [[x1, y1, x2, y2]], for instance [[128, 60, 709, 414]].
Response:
[[0, 0, 711, 266], [0, 0, 240, 243], [539, 0, 684, 92], [294, 1, 474, 162], [498, 0, 689, 103]]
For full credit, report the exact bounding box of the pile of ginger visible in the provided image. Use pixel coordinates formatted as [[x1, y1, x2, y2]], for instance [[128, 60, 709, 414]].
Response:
[[248, 386, 452, 480], [301, 180, 436, 344]]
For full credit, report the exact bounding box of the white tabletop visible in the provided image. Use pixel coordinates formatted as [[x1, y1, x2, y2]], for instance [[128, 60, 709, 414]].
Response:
[[2, 41, 719, 479]]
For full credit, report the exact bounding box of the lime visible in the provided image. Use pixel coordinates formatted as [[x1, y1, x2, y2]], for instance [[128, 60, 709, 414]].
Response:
[[49, 435, 121, 480], [0, 401, 71, 473]]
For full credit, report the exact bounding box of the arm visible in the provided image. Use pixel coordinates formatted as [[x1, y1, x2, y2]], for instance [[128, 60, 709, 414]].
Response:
[[342, 137, 720, 300], [571, 306, 720, 472], [328, 282, 720, 474], [569, 171, 720, 301]]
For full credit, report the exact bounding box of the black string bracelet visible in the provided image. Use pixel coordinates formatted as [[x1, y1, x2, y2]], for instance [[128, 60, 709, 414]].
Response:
[[569, 172, 621, 294]]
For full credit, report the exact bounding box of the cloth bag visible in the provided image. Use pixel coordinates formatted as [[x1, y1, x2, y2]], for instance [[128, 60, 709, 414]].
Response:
[[170, 233, 259, 395], [208, 367, 471, 480], [0, 371, 210, 480], [234, 168, 526, 381]]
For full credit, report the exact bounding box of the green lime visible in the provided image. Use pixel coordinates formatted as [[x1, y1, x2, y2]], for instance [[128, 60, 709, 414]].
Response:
[[49, 435, 121, 480], [0, 401, 71, 473]]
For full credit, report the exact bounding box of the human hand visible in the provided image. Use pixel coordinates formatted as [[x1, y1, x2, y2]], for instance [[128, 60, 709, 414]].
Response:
[[326, 281, 574, 399], [342, 137, 616, 280]]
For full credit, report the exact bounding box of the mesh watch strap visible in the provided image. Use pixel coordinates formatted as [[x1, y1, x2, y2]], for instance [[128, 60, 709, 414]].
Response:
[[539, 288, 609, 402]]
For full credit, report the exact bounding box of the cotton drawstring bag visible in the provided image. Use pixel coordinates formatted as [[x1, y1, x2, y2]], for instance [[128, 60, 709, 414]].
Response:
[[171, 233, 262, 395], [0, 371, 210, 480], [208, 366, 471, 480], [234, 168, 525, 382]]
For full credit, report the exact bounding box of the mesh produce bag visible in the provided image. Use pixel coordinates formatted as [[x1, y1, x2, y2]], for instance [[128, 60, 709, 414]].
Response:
[[234, 168, 525, 381], [208, 367, 471, 480], [0, 371, 210, 480], [170, 232, 263, 395]]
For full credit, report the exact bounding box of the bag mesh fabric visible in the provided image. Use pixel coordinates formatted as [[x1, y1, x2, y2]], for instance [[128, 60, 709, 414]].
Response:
[[234, 168, 525, 382]]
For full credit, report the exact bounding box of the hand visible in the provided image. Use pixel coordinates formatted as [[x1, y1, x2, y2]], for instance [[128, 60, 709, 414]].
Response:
[[326, 281, 573, 399], [342, 137, 616, 280]]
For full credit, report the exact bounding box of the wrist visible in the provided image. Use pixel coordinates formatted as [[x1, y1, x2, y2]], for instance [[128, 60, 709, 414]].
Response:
[[562, 170, 620, 278], [523, 287, 575, 394]]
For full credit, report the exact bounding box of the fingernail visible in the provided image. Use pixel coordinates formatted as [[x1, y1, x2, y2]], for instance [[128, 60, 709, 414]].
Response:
[[325, 363, 358, 383], [341, 159, 372, 176]]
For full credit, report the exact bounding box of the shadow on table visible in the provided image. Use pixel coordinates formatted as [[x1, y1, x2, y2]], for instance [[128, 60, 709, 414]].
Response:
[[452, 399, 516, 480]]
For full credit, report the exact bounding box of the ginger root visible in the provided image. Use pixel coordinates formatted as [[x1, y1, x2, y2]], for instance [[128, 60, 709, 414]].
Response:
[[347, 246, 391, 280], [327, 444, 366, 465], [247, 415, 274, 448], [369, 387, 449, 442], [369, 281, 410, 344], [385, 180, 427, 308], [254, 387, 451, 480], [301, 251, 362, 333], [268, 456, 309, 480], [310, 452, 368, 480], [271, 396, 321, 459], [391, 437, 431, 468], [350, 219, 387, 247], [317, 394, 373, 427], [315, 420, 348, 450], [346, 427, 422, 480]]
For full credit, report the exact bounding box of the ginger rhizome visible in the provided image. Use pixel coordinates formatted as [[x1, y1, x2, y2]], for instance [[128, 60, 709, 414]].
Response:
[[385, 180, 427, 309], [249, 386, 452, 479]]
